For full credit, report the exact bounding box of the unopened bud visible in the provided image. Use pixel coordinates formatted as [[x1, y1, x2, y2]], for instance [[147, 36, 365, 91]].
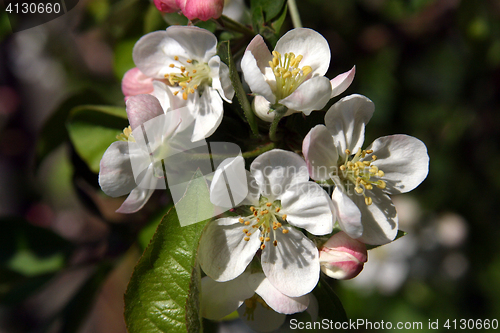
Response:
[[154, 0, 181, 13], [319, 232, 367, 280], [176, 0, 224, 21]]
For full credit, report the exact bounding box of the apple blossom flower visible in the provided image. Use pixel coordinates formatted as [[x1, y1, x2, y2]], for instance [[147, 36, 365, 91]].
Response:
[[99, 94, 192, 213], [198, 149, 335, 298], [201, 270, 310, 332], [132, 26, 234, 141], [319, 231, 367, 280], [302, 94, 429, 245], [241, 28, 355, 121]]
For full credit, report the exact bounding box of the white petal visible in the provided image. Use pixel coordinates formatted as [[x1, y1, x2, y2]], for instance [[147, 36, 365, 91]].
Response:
[[275, 28, 331, 76], [245, 34, 273, 74], [241, 49, 276, 104], [350, 188, 398, 245], [210, 156, 248, 208], [99, 141, 137, 197], [198, 217, 261, 281], [240, 171, 261, 206], [133, 31, 181, 78], [237, 301, 286, 332], [200, 274, 255, 320], [302, 125, 339, 181], [324, 94, 374, 160], [165, 25, 217, 63], [261, 226, 320, 297], [331, 187, 363, 239], [252, 95, 274, 122], [365, 134, 429, 194], [126, 94, 164, 130], [250, 273, 309, 314], [330, 65, 356, 98], [279, 76, 332, 114], [190, 88, 224, 141], [209, 56, 234, 103], [250, 149, 309, 201], [115, 173, 156, 214], [281, 182, 334, 235]]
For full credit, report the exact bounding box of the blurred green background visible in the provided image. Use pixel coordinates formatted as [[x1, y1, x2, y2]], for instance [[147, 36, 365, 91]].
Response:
[[0, 0, 499, 332]]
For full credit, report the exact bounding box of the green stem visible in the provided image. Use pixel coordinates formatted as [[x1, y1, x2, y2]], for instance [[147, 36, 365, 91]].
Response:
[[219, 15, 255, 37], [287, 0, 302, 28], [241, 142, 275, 158], [269, 105, 288, 142]]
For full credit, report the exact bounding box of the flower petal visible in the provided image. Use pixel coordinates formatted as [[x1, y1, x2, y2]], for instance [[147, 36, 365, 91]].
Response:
[[241, 38, 276, 104], [210, 156, 248, 208], [133, 31, 180, 79], [302, 125, 339, 181], [365, 134, 429, 194], [198, 217, 261, 282], [115, 185, 155, 214], [279, 76, 332, 114], [350, 188, 398, 245], [249, 273, 309, 314], [98, 141, 137, 197], [126, 94, 164, 130], [324, 94, 374, 160], [331, 187, 363, 239], [281, 182, 334, 235], [200, 274, 255, 320], [190, 88, 223, 141], [165, 25, 217, 63], [250, 149, 309, 201], [261, 226, 320, 297], [121, 67, 154, 98], [252, 95, 274, 122], [237, 300, 286, 332], [240, 171, 261, 206], [209, 56, 234, 103], [330, 65, 356, 98], [275, 28, 331, 76]]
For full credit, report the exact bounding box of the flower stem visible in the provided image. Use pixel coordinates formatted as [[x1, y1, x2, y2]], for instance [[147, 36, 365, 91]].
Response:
[[287, 0, 302, 29], [269, 105, 288, 142], [242, 142, 276, 158], [219, 15, 255, 37]]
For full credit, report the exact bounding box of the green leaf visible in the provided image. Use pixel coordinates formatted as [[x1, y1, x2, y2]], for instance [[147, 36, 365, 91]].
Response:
[[66, 105, 129, 174], [35, 90, 106, 170], [218, 40, 259, 136], [124, 170, 212, 333], [250, 0, 286, 43], [366, 230, 407, 250], [251, 0, 286, 22]]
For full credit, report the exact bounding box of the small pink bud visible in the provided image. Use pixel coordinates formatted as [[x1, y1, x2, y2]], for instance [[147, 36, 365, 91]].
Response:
[[121, 68, 154, 100], [176, 0, 224, 21], [319, 232, 368, 280], [154, 0, 181, 13]]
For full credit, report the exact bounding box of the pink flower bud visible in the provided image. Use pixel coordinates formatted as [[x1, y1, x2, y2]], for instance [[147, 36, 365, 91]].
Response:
[[154, 0, 180, 13], [121, 68, 154, 100], [176, 0, 224, 21], [319, 232, 368, 280]]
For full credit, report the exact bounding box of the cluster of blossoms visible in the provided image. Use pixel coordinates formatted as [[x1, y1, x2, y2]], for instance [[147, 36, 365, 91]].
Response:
[[99, 14, 429, 331]]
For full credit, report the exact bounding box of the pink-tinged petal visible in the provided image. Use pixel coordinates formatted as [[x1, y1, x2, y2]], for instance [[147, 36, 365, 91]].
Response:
[[325, 94, 374, 160], [209, 56, 234, 103], [198, 217, 261, 282], [275, 28, 331, 76], [302, 125, 339, 181], [98, 141, 137, 197], [250, 149, 309, 202], [261, 226, 320, 297], [249, 273, 309, 314], [237, 300, 286, 332], [121, 68, 154, 98], [125, 94, 164, 130], [330, 65, 356, 98], [246, 34, 273, 74], [279, 76, 332, 114], [350, 187, 398, 245], [180, 0, 224, 20], [281, 182, 334, 235], [201, 274, 255, 320], [241, 43, 276, 104], [331, 187, 363, 239], [154, 0, 180, 12], [365, 134, 429, 194], [165, 25, 217, 63]]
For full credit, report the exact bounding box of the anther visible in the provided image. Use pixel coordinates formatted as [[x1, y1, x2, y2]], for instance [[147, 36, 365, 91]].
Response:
[[182, 92, 188, 100], [250, 207, 255, 212], [261, 244, 266, 250], [266, 202, 272, 207], [275, 207, 280, 212], [244, 237, 250, 241], [366, 150, 373, 154], [169, 64, 175, 68], [260, 236, 264, 242], [245, 221, 250, 225], [174, 56, 179, 60], [345, 149, 351, 155], [377, 180, 386, 189], [282, 229, 289, 234], [265, 237, 270, 242], [282, 214, 287, 220], [239, 218, 244, 223], [243, 229, 248, 233], [365, 197, 373, 205], [186, 59, 192, 63], [377, 170, 385, 177], [273, 240, 278, 246]]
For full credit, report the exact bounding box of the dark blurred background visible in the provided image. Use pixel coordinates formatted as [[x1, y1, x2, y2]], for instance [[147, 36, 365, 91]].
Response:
[[0, 0, 499, 331]]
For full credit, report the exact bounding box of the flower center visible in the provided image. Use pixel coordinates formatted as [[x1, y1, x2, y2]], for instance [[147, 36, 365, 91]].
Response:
[[116, 126, 135, 142], [239, 197, 289, 249], [338, 148, 386, 205], [269, 51, 312, 101], [164, 56, 212, 100]]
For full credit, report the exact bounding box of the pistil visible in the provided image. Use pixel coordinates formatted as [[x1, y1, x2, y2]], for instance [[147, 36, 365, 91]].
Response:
[[164, 56, 211, 100]]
